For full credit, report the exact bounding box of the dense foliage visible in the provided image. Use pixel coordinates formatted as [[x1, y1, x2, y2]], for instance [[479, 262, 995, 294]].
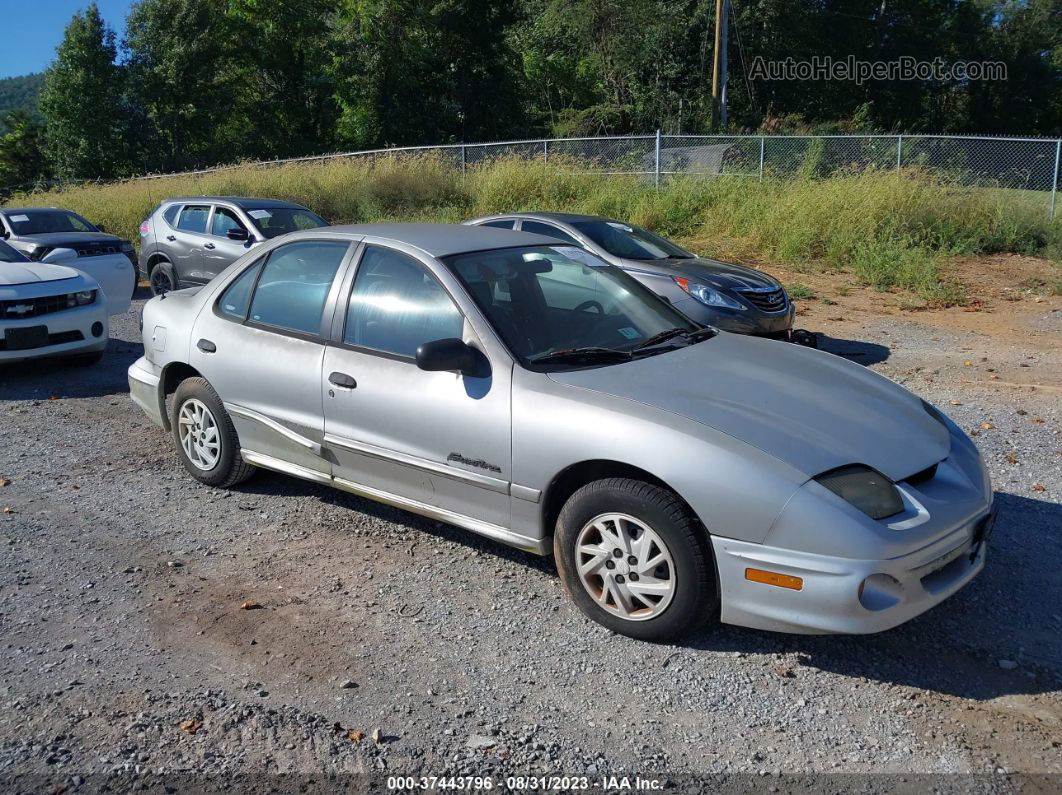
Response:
[[0, 74, 44, 132], [1, 0, 1059, 184]]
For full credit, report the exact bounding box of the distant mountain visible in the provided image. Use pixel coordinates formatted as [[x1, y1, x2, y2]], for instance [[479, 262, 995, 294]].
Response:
[[0, 73, 45, 132]]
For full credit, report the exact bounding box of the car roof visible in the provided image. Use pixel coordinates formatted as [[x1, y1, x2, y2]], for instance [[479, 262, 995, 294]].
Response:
[[162, 196, 307, 210], [319, 223, 561, 257], [477, 211, 611, 225]]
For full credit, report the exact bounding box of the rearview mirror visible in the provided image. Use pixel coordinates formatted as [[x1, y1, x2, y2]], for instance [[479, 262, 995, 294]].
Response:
[[227, 227, 250, 241], [416, 338, 483, 376]]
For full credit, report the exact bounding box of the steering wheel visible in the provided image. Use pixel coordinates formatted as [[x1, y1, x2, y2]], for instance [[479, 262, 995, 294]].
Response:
[[573, 300, 604, 315]]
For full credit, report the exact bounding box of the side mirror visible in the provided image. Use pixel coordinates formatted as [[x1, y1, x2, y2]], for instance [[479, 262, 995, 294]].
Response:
[[416, 338, 482, 376], [227, 227, 250, 241]]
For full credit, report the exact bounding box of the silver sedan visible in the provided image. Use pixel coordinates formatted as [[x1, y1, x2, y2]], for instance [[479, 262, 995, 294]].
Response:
[[128, 224, 994, 641]]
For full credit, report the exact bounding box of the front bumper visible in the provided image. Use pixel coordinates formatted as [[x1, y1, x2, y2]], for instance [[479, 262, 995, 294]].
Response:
[[0, 303, 108, 363], [128, 355, 165, 427], [712, 507, 994, 635], [672, 296, 795, 336]]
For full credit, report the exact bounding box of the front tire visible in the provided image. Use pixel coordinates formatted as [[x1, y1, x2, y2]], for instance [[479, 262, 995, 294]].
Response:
[[554, 478, 717, 641], [171, 377, 255, 488]]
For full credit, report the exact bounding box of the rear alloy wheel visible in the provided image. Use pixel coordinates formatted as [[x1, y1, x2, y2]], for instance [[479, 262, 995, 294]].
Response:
[[555, 478, 717, 641], [171, 377, 255, 488], [149, 262, 176, 295]]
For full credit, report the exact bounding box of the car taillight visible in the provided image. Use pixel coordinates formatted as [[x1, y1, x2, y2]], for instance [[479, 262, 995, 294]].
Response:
[[139, 220, 150, 235]]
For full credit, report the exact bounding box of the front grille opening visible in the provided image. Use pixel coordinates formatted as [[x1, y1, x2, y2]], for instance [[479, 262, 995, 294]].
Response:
[[905, 463, 939, 485], [737, 288, 787, 313]]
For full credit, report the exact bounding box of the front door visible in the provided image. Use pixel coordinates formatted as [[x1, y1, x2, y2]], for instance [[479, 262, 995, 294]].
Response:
[[321, 244, 513, 529], [189, 239, 352, 474], [202, 206, 256, 281]]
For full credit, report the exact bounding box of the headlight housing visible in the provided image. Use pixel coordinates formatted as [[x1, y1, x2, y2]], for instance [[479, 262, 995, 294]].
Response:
[[815, 464, 904, 520], [74, 290, 97, 306], [673, 276, 745, 310]]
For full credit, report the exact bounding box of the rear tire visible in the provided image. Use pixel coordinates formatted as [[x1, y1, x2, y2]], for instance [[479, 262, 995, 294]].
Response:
[[171, 377, 255, 488], [554, 478, 717, 641], [149, 261, 177, 295]]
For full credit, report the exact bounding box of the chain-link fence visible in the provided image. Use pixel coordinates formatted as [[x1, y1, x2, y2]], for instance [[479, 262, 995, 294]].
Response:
[[10, 133, 1062, 219]]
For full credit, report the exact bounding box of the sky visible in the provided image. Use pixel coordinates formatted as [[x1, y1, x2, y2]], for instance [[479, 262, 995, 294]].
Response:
[[0, 1, 135, 79]]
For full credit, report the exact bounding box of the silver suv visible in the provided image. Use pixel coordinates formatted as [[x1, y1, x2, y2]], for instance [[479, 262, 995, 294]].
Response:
[[128, 223, 993, 641], [138, 197, 327, 294]]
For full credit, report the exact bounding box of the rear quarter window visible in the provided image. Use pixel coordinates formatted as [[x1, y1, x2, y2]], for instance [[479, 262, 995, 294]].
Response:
[[162, 205, 180, 226]]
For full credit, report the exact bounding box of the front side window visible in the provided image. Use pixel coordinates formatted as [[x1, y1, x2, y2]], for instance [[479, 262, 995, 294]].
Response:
[[177, 205, 210, 234], [247, 207, 327, 239], [211, 207, 247, 238], [446, 246, 696, 365], [522, 220, 579, 246], [571, 220, 693, 261], [0, 239, 29, 262], [247, 240, 348, 335], [3, 209, 97, 235], [344, 246, 463, 358]]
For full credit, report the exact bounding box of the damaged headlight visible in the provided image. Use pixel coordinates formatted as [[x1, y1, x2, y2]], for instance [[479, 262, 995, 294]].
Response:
[[815, 464, 904, 520]]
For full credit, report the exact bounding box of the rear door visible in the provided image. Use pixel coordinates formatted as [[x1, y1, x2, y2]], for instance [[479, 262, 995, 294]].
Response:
[[169, 204, 213, 284], [188, 238, 354, 474], [202, 205, 255, 280]]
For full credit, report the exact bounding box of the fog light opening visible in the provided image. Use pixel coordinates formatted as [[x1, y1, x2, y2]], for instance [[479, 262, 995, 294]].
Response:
[[858, 574, 904, 611], [745, 568, 803, 591], [91, 322, 104, 338]]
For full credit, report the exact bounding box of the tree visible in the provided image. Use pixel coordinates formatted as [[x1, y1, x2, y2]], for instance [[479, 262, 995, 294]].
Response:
[[0, 110, 50, 192], [39, 3, 127, 178], [125, 0, 246, 171]]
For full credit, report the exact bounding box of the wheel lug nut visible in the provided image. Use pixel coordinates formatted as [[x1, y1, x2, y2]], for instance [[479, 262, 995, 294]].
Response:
[[612, 549, 622, 558], [605, 560, 616, 569], [627, 555, 637, 565], [615, 575, 625, 584], [629, 573, 639, 581]]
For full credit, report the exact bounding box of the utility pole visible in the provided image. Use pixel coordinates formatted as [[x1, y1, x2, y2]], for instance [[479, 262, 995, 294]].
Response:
[[710, 0, 730, 129]]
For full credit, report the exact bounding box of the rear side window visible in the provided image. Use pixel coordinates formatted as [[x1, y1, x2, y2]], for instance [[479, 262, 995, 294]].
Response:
[[162, 205, 180, 226], [217, 261, 262, 319], [479, 219, 515, 229], [522, 220, 579, 245], [177, 205, 210, 233], [248, 240, 348, 335], [344, 246, 463, 358]]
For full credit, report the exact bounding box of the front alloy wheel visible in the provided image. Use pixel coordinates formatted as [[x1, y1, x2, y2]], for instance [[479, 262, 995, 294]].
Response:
[[171, 377, 255, 488], [555, 478, 717, 641], [575, 513, 676, 621]]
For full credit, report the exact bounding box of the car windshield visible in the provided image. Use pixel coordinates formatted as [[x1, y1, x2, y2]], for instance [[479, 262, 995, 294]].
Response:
[[246, 207, 327, 239], [445, 245, 701, 367], [4, 209, 98, 235], [0, 240, 29, 262], [571, 220, 694, 261]]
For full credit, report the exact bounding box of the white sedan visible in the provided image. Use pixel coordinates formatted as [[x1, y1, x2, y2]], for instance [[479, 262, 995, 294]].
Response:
[[0, 240, 124, 365]]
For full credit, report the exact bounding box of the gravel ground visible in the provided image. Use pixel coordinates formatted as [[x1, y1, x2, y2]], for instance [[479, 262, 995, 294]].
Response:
[[0, 291, 1059, 792]]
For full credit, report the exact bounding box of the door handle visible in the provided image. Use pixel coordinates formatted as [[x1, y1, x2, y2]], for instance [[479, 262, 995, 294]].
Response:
[[197, 338, 216, 353], [166, 235, 176, 242], [204, 242, 215, 249], [328, 371, 357, 389]]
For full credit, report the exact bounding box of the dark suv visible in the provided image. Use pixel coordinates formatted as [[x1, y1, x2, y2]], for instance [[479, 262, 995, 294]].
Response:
[[138, 197, 327, 294]]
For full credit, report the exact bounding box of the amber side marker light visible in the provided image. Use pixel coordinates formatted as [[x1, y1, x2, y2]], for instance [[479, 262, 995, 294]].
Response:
[[745, 568, 804, 591]]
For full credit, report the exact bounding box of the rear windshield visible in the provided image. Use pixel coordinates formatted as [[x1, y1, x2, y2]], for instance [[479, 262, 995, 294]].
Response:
[[0, 240, 29, 262], [246, 208, 327, 239], [3, 209, 98, 235]]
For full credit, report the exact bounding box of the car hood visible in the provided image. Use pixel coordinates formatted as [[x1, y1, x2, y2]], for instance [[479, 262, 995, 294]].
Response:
[[0, 260, 80, 285], [616, 256, 780, 291], [12, 231, 125, 247], [548, 333, 949, 481]]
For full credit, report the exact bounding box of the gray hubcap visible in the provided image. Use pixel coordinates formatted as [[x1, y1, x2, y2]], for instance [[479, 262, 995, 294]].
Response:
[[178, 398, 220, 470], [575, 512, 676, 621]]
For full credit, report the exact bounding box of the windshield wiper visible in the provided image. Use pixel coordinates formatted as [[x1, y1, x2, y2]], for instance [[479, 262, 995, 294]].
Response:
[[632, 326, 716, 351], [529, 346, 633, 365]]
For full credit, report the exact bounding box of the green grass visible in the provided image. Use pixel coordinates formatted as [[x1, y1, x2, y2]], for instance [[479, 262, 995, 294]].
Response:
[[8, 156, 1060, 305], [786, 282, 816, 300]]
